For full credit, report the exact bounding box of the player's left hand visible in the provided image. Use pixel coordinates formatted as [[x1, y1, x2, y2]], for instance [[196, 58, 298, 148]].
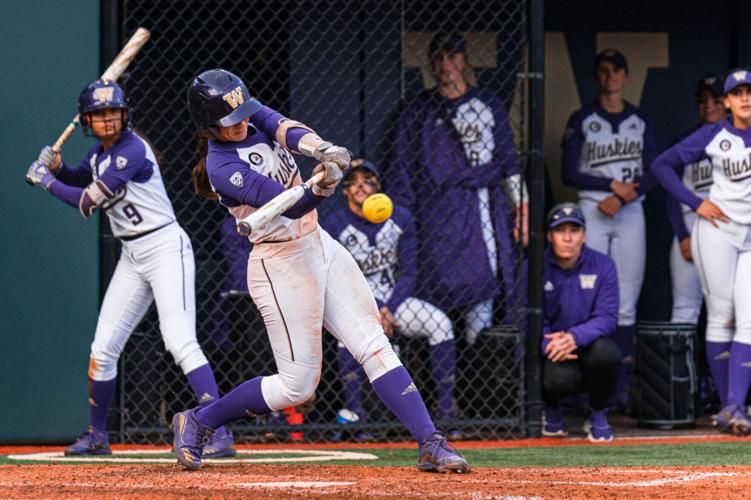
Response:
[[514, 202, 529, 246], [37, 145, 62, 174], [311, 161, 343, 197], [679, 237, 693, 262], [597, 195, 622, 217], [544, 332, 578, 363], [25, 160, 56, 190], [379, 306, 400, 338], [313, 141, 352, 171]]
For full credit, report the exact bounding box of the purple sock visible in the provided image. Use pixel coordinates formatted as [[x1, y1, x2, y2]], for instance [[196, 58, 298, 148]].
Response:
[[195, 376, 270, 429], [706, 341, 731, 407], [429, 341, 456, 419], [371, 366, 436, 444], [727, 342, 751, 407], [337, 347, 366, 419], [89, 378, 116, 432], [186, 364, 220, 406], [611, 325, 636, 400]]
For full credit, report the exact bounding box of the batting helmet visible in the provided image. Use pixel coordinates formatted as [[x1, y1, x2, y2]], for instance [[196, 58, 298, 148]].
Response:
[[78, 79, 130, 136], [186, 69, 262, 134]]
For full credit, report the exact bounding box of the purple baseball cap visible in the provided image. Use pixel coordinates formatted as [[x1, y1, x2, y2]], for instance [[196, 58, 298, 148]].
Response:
[[723, 69, 751, 95], [429, 33, 466, 59], [594, 48, 628, 73], [547, 202, 586, 230], [695, 74, 723, 102]]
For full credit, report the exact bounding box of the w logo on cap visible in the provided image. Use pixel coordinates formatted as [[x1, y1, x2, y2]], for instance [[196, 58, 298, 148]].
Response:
[[94, 87, 115, 103], [734, 70, 748, 81], [222, 86, 245, 109]]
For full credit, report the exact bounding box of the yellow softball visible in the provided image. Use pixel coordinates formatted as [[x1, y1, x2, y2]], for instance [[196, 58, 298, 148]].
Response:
[[362, 193, 394, 224]]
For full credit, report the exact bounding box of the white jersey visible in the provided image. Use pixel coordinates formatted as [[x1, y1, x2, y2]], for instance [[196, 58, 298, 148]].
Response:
[[680, 157, 713, 213], [79, 130, 176, 239]]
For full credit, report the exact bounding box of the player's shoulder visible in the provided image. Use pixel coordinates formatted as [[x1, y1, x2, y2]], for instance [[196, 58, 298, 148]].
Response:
[[568, 102, 599, 125], [112, 129, 147, 157]]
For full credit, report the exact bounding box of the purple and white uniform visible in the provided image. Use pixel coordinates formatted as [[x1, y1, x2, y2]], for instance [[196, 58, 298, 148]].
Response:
[[665, 125, 713, 324], [322, 204, 456, 419], [390, 87, 524, 343], [652, 117, 751, 410], [561, 101, 657, 328], [46, 128, 210, 388]]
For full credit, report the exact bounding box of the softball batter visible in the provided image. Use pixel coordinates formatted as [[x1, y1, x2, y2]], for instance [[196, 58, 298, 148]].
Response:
[[561, 49, 657, 408], [173, 69, 468, 473], [25, 79, 234, 456], [652, 69, 751, 435]]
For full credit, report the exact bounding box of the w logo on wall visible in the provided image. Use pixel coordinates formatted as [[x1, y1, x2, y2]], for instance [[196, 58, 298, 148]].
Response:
[[222, 86, 245, 109], [94, 87, 115, 103]]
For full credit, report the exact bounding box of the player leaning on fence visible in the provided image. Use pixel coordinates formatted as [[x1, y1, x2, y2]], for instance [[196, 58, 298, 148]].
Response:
[[541, 203, 621, 442]]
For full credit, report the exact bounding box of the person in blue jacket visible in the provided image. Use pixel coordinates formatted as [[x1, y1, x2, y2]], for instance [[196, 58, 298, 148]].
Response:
[[541, 203, 621, 442]]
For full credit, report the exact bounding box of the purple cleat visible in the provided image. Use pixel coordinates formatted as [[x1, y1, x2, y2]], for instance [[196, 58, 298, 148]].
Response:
[[729, 406, 751, 436], [711, 405, 735, 433], [417, 431, 469, 473], [584, 408, 613, 442], [203, 426, 237, 458], [64, 426, 112, 456], [172, 408, 215, 470], [542, 405, 568, 437]]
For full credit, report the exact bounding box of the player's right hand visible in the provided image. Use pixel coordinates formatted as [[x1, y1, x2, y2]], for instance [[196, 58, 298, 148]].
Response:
[[696, 199, 729, 227], [679, 237, 693, 262], [379, 306, 399, 338], [311, 162, 342, 197], [597, 195, 622, 217], [313, 142, 352, 171], [26, 160, 56, 190], [610, 180, 639, 202], [37, 145, 62, 174]]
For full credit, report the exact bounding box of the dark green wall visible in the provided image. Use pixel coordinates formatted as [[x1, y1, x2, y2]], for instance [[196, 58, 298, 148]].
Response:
[[0, 1, 100, 442]]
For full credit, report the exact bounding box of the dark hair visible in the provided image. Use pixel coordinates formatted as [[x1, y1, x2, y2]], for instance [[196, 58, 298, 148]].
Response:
[[192, 132, 219, 201]]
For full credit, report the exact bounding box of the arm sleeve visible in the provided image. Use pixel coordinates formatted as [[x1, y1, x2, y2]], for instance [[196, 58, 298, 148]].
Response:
[[666, 182, 690, 241], [386, 106, 418, 212], [651, 127, 712, 211], [561, 114, 613, 191], [386, 211, 417, 313], [635, 116, 659, 195], [567, 258, 619, 347], [55, 156, 94, 187]]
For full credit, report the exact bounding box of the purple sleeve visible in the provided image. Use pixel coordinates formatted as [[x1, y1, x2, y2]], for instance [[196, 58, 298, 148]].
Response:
[[651, 127, 712, 211], [386, 210, 417, 313], [386, 107, 418, 212], [251, 105, 311, 154], [666, 181, 690, 241], [568, 257, 619, 347], [561, 113, 613, 191], [48, 180, 86, 210], [96, 142, 151, 195], [56, 157, 93, 187], [635, 116, 659, 195]]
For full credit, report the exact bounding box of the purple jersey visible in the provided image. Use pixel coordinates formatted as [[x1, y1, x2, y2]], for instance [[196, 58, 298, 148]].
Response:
[[653, 118, 751, 224], [388, 87, 520, 310], [49, 129, 176, 238], [206, 106, 323, 243], [321, 204, 417, 313], [561, 101, 658, 200], [543, 246, 619, 350]]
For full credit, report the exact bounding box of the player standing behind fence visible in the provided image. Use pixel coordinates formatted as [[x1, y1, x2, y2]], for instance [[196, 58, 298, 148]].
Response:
[[560, 49, 657, 410], [320, 159, 460, 441], [652, 70, 751, 436], [666, 75, 725, 324], [25, 79, 234, 457], [389, 33, 528, 345], [173, 69, 468, 473]]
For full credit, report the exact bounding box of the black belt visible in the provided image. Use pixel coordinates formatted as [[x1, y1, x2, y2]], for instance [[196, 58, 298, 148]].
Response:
[[120, 222, 173, 242]]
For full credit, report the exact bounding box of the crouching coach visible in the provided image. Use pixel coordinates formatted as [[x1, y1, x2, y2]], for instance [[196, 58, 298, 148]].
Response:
[[541, 203, 621, 442]]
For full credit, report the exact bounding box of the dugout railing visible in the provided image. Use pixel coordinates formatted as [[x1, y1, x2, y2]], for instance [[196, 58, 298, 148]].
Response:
[[104, 0, 545, 444]]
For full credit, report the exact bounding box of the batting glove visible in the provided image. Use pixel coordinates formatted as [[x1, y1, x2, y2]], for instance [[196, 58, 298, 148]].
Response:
[[313, 142, 352, 171], [311, 161, 342, 197], [26, 161, 56, 190], [37, 145, 62, 173]]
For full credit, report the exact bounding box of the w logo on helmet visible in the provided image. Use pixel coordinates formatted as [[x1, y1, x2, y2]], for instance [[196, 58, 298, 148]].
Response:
[[222, 86, 245, 109], [94, 87, 115, 103]]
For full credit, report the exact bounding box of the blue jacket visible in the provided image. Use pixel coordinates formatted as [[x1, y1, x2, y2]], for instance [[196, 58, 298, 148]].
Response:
[[543, 246, 618, 350]]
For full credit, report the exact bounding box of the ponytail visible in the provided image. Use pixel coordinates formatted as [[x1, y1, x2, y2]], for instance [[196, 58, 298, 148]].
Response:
[[192, 133, 219, 201]]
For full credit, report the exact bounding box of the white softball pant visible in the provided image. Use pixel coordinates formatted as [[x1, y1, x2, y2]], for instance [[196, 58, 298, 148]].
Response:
[[579, 198, 645, 326], [336, 297, 454, 349], [691, 217, 751, 344], [670, 211, 704, 324], [88, 223, 208, 381], [249, 227, 402, 411]]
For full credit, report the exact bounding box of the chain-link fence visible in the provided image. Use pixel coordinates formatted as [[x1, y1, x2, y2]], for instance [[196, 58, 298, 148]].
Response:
[[113, 0, 535, 444]]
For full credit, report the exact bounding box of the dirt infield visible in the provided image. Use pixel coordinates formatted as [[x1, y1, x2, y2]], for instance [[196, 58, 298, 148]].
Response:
[[2, 463, 751, 498]]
